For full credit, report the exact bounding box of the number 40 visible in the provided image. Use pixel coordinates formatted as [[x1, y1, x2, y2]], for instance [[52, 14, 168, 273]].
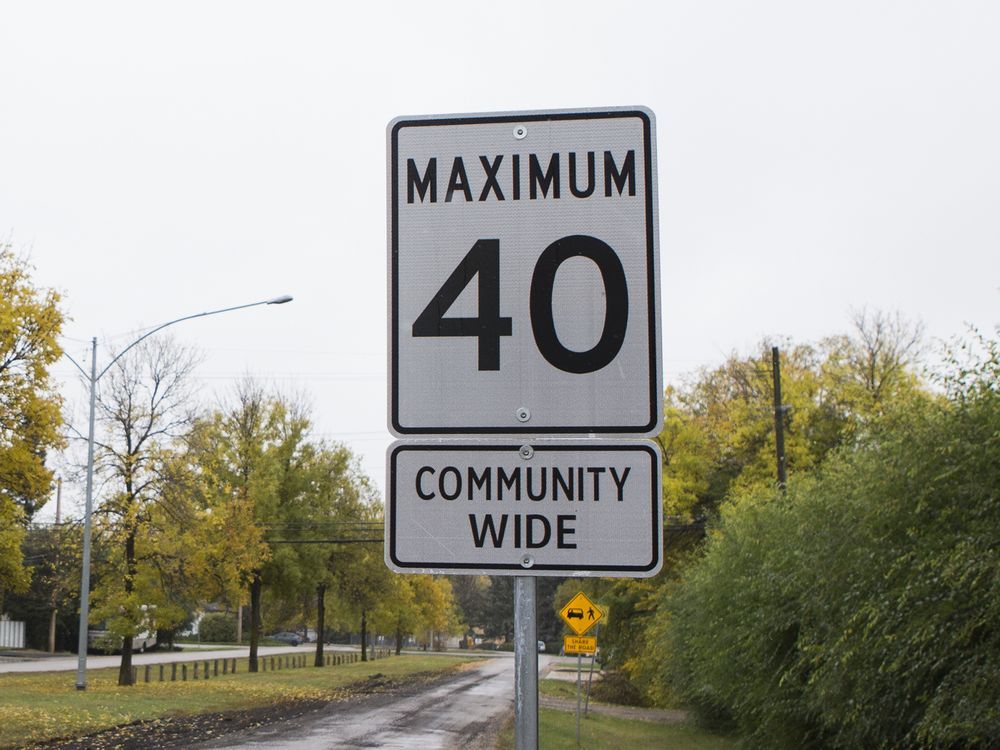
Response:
[[412, 234, 628, 375]]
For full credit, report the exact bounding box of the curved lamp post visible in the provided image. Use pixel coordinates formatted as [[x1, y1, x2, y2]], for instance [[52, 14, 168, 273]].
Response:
[[63, 295, 293, 690]]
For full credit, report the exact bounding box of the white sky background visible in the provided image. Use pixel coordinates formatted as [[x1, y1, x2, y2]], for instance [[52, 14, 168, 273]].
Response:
[[2, 1, 998, 518]]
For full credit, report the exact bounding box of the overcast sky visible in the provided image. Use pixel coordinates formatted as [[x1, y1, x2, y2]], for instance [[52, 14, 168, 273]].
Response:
[[3, 1, 997, 515]]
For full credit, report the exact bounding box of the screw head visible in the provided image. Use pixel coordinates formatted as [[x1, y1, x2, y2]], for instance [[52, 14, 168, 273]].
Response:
[[519, 445, 534, 460], [521, 555, 534, 568], [513, 124, 527, 140], [516, 407, 530, 422]]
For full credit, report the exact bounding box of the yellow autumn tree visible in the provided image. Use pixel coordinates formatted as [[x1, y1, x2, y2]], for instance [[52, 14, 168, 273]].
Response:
[[0, 247, 64, 609]]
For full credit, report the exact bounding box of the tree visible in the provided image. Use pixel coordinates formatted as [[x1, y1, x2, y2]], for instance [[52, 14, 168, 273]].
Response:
[[193, 387, 375, 670], [188, 379, 279, 672], [0, 248, 64, 608], [658, 311, 926, 520], [449, 575, 491, 639], [88, 336, 199, 685], [331, 542, 394, 659], [185, 405, 271, 613], [659, 329, 999, 748], [655, 396, 713, 518], [16, 518, 82, 652], [0, 500, 30, 611], [597, 312, 929, 702], [822, 308, 924, 415], [301, 444, 378, 666], [373, 574, 420, 655]]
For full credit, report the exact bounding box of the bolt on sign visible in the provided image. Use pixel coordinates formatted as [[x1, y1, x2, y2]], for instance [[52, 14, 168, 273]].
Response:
[[563, 635, 598, 655], [559, 591, 604, 636], [385, 441, 662, 577], [388, 107, 661, 436]]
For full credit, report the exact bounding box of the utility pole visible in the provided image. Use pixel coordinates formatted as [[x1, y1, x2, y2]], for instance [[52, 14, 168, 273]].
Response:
[[771, 346, 787, 488], [48, 477, 62, 653]]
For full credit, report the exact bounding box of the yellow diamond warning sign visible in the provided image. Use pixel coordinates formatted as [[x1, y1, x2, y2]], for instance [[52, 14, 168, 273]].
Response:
[[564, 635, 597, 655], [559, 591, 604, 636]]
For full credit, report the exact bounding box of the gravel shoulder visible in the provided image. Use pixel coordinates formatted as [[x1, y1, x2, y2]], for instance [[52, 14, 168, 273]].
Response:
[[26, 669, 469, 750]]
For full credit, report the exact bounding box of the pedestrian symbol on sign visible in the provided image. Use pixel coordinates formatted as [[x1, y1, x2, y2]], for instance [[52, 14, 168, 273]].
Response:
[[559, 591, 604, 636]]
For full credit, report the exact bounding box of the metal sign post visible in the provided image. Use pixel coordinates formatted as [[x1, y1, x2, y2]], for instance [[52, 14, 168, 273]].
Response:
[[514, 576, 538, 750], [560, 594, 605, 744], [576, 650, 583, 747], [584, 624, 600, 717], [387, 106, 662, 750]]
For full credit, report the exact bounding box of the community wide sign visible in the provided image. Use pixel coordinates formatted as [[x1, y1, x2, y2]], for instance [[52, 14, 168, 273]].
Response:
[[385, 441, 662, 576]]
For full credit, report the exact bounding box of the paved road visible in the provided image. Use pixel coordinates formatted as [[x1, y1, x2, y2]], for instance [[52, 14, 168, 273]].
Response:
[[0, 644, 342, 674], [200, 653, 554, 750]]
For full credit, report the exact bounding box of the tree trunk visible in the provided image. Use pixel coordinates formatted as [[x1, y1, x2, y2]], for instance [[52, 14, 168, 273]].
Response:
[[249, 572, 262, 672], [314, 584, 326, 667], [118, 531, 136, 686], [236, 604, 243, 644], [395, 615, 403, 656], [360, 609, 368, 662], [48, 608, 58, 653]]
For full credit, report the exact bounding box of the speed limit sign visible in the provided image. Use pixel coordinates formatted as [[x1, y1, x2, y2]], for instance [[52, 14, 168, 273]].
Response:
[[388, 107, 661, 436]]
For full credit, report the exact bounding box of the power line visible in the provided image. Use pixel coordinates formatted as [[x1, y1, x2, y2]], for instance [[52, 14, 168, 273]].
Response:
[[267, 538, 382, 545]]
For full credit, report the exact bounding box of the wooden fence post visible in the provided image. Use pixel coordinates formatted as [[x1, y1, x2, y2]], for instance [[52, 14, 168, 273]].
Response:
[[181, 664, 187, 681]]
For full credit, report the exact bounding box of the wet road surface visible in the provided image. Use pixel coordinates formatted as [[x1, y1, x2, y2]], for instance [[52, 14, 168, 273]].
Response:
[[199, 654, 542, 750]]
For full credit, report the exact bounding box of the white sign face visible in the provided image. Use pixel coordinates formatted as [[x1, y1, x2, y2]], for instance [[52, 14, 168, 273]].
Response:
[[388, 108, 661, 436], [385, 440, 663, 577]]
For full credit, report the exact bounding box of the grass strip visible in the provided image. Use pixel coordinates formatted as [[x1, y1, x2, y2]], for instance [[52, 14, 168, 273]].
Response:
[[0, 654, 473, 749], [497, 707, 736, 750], [540, 677, 595, 702]]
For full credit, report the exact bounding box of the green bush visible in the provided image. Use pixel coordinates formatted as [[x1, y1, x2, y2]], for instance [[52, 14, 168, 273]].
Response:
[[661, 334, 1000, 748], [197, 612, 237, 643], [588, 670, 649, 707]]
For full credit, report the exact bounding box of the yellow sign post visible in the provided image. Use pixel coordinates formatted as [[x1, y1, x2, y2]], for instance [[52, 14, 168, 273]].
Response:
[[559, 591, 604, 636]]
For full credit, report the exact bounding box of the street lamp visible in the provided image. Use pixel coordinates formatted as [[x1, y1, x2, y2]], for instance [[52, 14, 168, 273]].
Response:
[[63, 294, 293, 690]]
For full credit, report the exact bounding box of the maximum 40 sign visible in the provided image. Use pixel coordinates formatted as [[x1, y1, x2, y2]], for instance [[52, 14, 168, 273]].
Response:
[[388, 108, 662, 436]]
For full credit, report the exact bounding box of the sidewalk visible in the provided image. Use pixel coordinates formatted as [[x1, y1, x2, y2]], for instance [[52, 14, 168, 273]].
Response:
[[0, 643, 344, 674]]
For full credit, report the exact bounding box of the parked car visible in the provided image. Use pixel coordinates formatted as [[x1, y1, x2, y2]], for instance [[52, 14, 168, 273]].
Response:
[[88, 605, 157, 653], [88, 626, 157, 654], [269, 632, 301, 646]]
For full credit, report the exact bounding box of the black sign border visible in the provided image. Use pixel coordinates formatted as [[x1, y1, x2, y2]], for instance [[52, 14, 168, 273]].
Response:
[[389, 109, 660, 436], [386, 442, 662, 575]]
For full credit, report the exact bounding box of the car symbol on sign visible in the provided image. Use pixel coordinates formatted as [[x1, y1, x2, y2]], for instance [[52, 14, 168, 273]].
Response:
[[567, 608, 584, 619]]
